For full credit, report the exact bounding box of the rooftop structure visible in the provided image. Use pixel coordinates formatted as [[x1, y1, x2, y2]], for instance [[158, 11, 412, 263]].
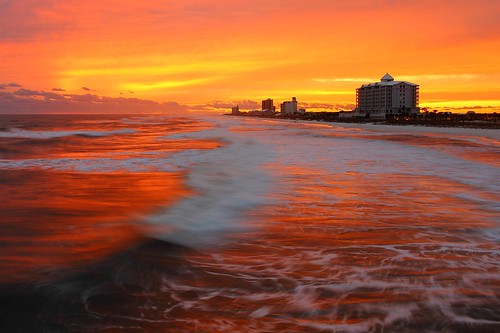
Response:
[[381, 73, 394, 82]]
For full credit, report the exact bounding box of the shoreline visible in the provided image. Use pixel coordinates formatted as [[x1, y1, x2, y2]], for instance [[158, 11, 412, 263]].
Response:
[[222, 114, 500, 142], [224, 113, 500, 130]]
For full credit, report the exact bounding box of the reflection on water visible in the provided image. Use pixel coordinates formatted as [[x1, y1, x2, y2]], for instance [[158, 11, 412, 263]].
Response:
[[0, 169, 188, 284], [0, 114, 498, 332]]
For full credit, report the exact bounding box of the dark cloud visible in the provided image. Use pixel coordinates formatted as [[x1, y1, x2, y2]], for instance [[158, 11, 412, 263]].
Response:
[[52, 88, 66, 92], [12, 88, 40, 96], [193, 100, 260, 111], [0, 83, 23, 90], [458, 105, 495, 110], [11, 88, 64, 101], [301, 102, 356, 111], [192, 100, 356, 112], [81, 87, 92, 91], [438, 105, 499, 112], [0, 85, 189, 114]]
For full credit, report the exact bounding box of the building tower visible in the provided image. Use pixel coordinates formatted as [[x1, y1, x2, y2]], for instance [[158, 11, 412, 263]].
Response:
[[262, 98, 274, 112], [281, 97, 298, 115], [354, 73, 419, 118]]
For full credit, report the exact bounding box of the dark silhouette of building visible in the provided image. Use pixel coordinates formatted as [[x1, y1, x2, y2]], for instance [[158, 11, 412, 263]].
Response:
[[262, 98, 275, 112]]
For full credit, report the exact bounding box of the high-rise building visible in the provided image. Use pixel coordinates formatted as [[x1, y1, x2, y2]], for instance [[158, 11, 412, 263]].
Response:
[[231, 105, 240, 114], [354, 73, 419, 118], [281, 97, 298, 115], [262, 98, 274, 112]]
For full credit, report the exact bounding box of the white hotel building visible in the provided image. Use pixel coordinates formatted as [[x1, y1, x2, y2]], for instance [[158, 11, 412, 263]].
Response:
[[281, 97, 298, 115], [353, 73, 420, 118]]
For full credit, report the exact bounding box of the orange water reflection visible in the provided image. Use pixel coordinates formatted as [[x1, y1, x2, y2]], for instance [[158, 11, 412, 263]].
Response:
[[320, 130, 500, 168], [0, 169, 188, 283], [161, 163, 499, 332], [1, 115, 498, 332]]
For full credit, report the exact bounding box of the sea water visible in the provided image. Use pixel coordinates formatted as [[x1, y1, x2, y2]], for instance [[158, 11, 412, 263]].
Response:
[[0, 113, 498, 332]]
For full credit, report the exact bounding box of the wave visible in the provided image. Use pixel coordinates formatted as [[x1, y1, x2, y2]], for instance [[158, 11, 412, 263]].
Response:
[[138, 120, 275, 248], [0, 128, 137, 139], [1, 115, 499, 332], [0, 239, 193, 333]]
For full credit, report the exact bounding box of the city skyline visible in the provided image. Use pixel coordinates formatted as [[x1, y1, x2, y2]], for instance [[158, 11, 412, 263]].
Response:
[[1, 1, 500, 113]]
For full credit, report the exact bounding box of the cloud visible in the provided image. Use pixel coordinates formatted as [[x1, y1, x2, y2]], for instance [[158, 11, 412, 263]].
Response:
[[430, 105, 500, 112], [12, 88, 40, 96], [213, 100, 260, 109], [0, 83, 23, 90], [190, 100, 357, 112], [192, 100, 261, 111], [11, 88, 65, 101], [191, 100, 357, 112], [0, 85, 189, 114], [52, 87, 66, 91], [82, 87, 92, 91], [313, 77, 375, 83], [301, 102, 356, 111], [0, 0, 71, 42], [399, 74, 479, 81]]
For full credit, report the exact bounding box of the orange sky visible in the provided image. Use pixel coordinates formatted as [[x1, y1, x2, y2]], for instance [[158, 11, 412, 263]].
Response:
[[1, 0, 499, 112]]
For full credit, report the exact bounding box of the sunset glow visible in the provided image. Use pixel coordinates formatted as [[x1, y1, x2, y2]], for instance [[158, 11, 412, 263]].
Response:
[[1, 0, 499, 112]]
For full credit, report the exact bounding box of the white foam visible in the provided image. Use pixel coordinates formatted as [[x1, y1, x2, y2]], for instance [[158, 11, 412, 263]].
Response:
[[0, 128, 137, 139], [250, 306, 272, 318], [140, 118, 275, 248], [0, 156, 178, 173]]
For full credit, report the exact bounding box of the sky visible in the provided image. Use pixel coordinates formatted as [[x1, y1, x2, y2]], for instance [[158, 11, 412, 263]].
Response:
[[1, 0, 499, 113]]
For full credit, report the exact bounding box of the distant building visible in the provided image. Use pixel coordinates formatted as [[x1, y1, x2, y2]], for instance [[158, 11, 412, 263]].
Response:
[[338, 110, 354, 118], [231, 105, 240, 115], [261, 109, 275, 116], [281, 97, 298, 115], [354, 73, 420, 118], [262, 98, 275, 112]]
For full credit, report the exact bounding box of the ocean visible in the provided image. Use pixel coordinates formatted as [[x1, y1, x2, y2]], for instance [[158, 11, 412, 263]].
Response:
[[0, 113, 498, 333]]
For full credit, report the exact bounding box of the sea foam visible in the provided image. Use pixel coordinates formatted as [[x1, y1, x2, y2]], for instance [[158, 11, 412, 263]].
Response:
[[0, 128, 137, 139], [140, 117, 275, 248]]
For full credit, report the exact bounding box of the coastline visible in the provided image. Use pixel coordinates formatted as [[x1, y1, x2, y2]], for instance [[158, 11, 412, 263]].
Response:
[[224, 113, 500, 131], [223, 114, 500, 142]]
